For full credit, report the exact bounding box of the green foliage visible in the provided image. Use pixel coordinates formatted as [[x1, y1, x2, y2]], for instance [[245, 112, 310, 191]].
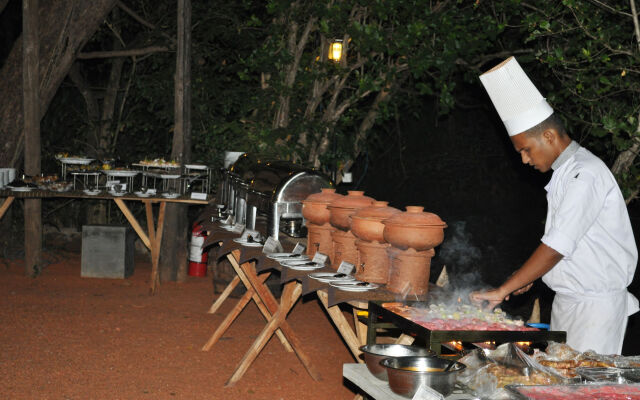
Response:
[[40, 0, 640, 199], [521, 1, 640, 187]]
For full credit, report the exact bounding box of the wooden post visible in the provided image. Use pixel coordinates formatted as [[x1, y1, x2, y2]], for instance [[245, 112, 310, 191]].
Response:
[[22, 0, 41, 276]]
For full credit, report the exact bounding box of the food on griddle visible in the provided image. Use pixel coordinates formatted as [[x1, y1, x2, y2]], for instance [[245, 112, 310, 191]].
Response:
[[382, 302, 536, 331]]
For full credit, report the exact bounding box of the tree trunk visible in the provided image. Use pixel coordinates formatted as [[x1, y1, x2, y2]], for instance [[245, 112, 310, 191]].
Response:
[[23, 0, 41, 277], [0, 0, 9, 15], [160, 0, 191, 283], [0, 0, 117, 168]]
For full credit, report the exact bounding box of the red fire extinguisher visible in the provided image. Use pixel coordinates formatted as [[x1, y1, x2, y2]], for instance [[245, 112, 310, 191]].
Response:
[[188, 222, 208, 277]]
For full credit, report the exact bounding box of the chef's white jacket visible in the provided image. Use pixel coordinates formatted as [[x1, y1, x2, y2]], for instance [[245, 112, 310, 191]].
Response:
[[540, 141, 638, 354]]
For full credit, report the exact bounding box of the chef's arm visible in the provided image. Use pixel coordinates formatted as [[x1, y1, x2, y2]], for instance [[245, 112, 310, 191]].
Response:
[[470, 243, 563, 308], [498, 243, 563, 297]]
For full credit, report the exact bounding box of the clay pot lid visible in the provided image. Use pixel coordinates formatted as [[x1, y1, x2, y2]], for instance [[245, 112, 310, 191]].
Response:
[[352, 201, 400, 220], [327, 190, 374, 210], [382, 206, 447, 227], [302, 188, 343, 205]]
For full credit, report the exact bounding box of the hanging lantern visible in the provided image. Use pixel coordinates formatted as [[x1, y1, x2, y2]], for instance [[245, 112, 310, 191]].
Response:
[[328, 39, 343, 62]]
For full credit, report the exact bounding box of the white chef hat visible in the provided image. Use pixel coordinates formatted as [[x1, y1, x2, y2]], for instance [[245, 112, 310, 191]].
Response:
[[479, 56, 553, 136]]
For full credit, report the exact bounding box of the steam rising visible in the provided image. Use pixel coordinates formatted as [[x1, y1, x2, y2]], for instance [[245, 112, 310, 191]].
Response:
[[437, 221, 486, 291]]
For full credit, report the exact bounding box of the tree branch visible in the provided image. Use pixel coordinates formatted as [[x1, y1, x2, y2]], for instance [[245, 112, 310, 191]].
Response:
[[586, 0, 633, 17], [611, 0, 640, 190], [457, 49, 535, 71], [77, 46, 169, 59], [117, 1, 176, 44]]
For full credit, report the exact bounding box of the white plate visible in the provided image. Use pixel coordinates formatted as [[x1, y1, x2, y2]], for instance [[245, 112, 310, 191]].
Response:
[[160, 174, 181, 179], [134, 191, 151, 198], [83, 189, 101, 196], [143, 171, 161, 178], [330, 281, 379, 291], [285, 264, 325, 271], [309, 272, 356, 283], [108, 190, 126, 197], [185, 164, 208, 170], [102, 170, 139, 178], [266, 253, 309, 261], [9, 186, 34, 192], [161, 192, 180, 199], [57, 157, 95, 165], [281, 259, 319, 266], [232, 238, 263, 247], [280, 260, 323, 268]]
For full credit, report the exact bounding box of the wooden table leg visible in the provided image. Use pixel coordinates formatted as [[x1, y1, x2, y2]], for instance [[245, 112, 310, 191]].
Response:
[[226, 252, 292, 352], [202, 273, 270, 351], [226, 281, 307, 387], [113, 198, 151, 248], [113, 199, 165, 294], [317, 290, 363, 362], [353, 308, 368, 346], [242, 264, 321, 380], [208, 275, 241, 314], [0, 197, 15, 220], [147, 201, 166, 294]]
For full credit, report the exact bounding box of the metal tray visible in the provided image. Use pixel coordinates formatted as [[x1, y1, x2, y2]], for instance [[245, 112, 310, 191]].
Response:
[[576, 367, 640, 384], [506, 382, 640, 399]]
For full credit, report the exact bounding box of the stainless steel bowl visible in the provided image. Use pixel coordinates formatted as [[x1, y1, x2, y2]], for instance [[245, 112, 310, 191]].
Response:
[[380, 356, 466, 398], [359, 344, 434, 381]]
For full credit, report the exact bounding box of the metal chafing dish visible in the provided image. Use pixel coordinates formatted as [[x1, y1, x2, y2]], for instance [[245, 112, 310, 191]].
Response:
[[218, 154, 333, 239]]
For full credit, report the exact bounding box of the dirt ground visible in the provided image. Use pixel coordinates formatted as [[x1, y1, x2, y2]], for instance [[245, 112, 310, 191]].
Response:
[[0, 251, 359, 400]]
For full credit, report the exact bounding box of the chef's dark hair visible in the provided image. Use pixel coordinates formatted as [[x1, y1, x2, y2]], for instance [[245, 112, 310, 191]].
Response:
[[525, 113, 567, 138]]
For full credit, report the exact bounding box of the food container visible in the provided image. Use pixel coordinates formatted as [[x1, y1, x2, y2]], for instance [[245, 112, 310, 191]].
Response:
[[306, 222, 334, 259], [386, 247, 435, 295], [359, 344, 434, 381], [350, 201, 400, 243], [302, 188, 344, 226], [331, 229, 358, 270], [382, 206, 446, 251], [327, 190, 374, 231], [355, 239, 391, 284], [381, 356, 466, 397]]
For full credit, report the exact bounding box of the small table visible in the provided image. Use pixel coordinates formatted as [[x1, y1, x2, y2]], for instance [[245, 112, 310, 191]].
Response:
[[0, 189, 213, 294]]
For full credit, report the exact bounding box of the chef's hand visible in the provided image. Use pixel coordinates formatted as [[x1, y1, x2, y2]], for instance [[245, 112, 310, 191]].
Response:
[[469, 288, 506, 310]]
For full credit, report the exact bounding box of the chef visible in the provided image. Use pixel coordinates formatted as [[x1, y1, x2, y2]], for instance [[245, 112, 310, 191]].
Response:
[[470, 56, 639, 355]]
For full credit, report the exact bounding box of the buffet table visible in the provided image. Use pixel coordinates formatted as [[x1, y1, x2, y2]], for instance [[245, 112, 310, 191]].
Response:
[[0, 189, 213, 294], [198, 218, 432, 385]]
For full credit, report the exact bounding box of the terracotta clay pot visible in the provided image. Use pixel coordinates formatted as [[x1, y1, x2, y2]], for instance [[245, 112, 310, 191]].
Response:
[[327, 190, 374, 231], [386, 247, 436, 296], [382, 206, 447, 251], [306, 222, 334, 260], [302, 188, 344, 226], [350, 201, 400, 243], [355, 239, 391, 284], [331, 229, 358, 270]]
